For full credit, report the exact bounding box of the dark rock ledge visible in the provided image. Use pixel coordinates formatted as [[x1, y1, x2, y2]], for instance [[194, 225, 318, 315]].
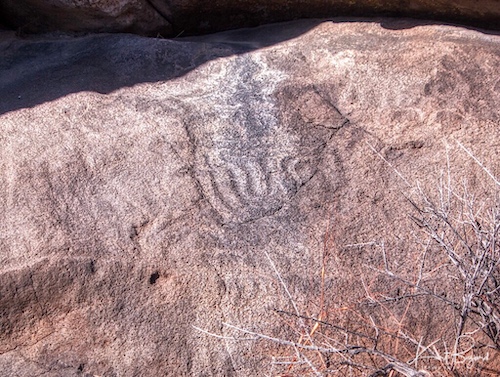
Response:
[[0, 0, 499, 36]]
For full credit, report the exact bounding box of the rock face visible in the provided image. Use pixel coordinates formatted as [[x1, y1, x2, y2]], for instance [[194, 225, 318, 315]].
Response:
[[0, 20, 499, 376], [0, 0, 171, 36], [0, 0, 499, 36]]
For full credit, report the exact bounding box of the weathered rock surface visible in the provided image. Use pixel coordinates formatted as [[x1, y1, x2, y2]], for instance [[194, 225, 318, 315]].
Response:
[[1, 0, 500, 36], [0, 20, 499, 376], [0, 0, 170, 36]]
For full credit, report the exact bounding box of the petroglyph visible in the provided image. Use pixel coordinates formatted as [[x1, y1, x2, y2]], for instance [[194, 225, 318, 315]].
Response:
[[200, 150, 308, 224], [185, 56, 347, 224]]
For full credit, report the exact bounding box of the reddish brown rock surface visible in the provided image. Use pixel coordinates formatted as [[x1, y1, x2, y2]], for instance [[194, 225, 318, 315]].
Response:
[[0, 20, 499, 376]]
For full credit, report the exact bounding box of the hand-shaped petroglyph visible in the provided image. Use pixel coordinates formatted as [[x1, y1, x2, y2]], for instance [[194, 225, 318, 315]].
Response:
[[198, 144, 308, 224]]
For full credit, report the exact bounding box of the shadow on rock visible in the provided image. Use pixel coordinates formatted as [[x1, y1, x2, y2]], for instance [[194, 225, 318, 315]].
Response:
[[0, 19, 321, 115], [2, 17, 498, 116]]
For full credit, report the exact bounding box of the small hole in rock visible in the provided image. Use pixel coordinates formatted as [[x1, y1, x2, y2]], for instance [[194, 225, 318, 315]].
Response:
[[89, 260, 95, 274], [77, 364, 84, 372], [149, 272, 160, 285]]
